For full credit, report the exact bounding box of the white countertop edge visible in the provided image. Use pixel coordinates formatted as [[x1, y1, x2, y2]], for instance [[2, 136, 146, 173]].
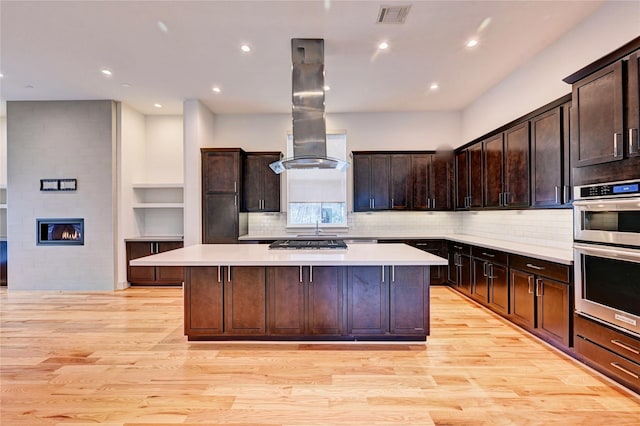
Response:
[[125, 236, 184, 242]]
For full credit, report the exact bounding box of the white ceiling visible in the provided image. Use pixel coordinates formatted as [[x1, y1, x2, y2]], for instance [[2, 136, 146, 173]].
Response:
[[0, 1, 605, 116]]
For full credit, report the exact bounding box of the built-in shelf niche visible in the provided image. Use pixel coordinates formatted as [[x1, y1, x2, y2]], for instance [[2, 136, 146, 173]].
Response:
[[132, 183, 183, 236]]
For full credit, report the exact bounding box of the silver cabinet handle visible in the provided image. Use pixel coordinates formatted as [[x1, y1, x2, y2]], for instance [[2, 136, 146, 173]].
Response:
[[391, 265, 395, 283], [234, 195, 237, 207], [610, 339, 640, 355], [227, 266, 231, 282], [309, 265, 313, 283], [482, 252, 495, 258], [372, 198, 375, 209], [555, 186, 560, 204], [217, 265, 221, 283], [613, 133, 619, 157], [234, 181, 237, 192], [527, 275, 534, 294], [563, 186, 571, 204], [483, 261, 488, 277], [503, 192, 509, 206], [631, 128, 639, 154], [150, 243, 154, 253], [610, 362, 639, 379], [299, 265, 303, 283], [526, 263, 545, 270], [535, 278, 542, 297], [381, 265, 385, 283]]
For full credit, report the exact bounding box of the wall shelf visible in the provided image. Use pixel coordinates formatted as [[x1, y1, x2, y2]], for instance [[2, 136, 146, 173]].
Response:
[[131, 183, 184, 236], [132, 203, 183, 209]]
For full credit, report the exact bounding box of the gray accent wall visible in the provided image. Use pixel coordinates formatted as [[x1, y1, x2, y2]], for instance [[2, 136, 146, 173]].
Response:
[[7, 100, 117, 290]]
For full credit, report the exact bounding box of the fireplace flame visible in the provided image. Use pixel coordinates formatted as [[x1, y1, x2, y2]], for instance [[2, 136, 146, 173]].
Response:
[[61, 230, 81, 240]]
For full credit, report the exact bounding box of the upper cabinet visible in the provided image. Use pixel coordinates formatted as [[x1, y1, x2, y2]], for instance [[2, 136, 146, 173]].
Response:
[[243, 152, 281, 212], [353, 153, 391, 211], [564, 37, 640, 185], [455, 143, 482, 210], [412, 153, 453, 211]]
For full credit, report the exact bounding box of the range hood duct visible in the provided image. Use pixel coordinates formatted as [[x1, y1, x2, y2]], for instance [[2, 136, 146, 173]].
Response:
[[269, 38, 349, 174]]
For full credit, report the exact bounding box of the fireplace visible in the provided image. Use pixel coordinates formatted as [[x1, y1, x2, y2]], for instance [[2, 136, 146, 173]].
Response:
[[37, 218, 84, 245]]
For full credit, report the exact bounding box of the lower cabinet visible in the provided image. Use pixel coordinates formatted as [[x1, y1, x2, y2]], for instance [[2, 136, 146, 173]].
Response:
[[268, 266, 345, 336], [471, 247, 509, 316], [184, 264, 429, 340], [126, 240, 184, 285], [447, 242, 472, 294], [509, 255, 572, 347]]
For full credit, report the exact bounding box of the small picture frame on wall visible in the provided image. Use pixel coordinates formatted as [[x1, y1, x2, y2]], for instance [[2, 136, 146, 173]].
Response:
[[40, 179, 59, 191], [59, 179, 77, 191]]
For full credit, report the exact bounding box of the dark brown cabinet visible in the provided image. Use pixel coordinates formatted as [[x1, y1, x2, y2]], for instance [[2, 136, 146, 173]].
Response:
[[389, 266, 429, 335], [347, 266, 388, 335], [531, 104, 572, 207], [471, 248, 508, 315], [224, 266, 267, 335], [412, 154, 453, 210], [126, 240, 184, 285], [243, 152, 281, 212], [447, 242, 471, 294], [483, 123, 530, 208], [202, 148, 244, 243], [267, 266, 345, 336], [564, 39, 640, 185], [353, 153, 411, 211], [0, 241, 6, 286], [184, 266, 223, 336], [455, 144, 483, 209], [509, 255, 572, 348], [405, 239, 447, 284], [571, 61, 624, 167]]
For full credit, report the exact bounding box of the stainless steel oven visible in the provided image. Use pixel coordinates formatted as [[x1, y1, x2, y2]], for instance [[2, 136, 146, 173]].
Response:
[[573, 179, 640, 337]]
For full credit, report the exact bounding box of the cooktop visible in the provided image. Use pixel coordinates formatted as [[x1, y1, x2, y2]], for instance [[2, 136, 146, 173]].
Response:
[[268, 240, 348, 250]]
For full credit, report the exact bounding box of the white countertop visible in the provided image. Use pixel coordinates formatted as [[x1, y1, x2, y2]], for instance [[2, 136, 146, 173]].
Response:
[[125, 236, 184, 242], [129, 243, 448, 267], [238, 233, 574, 265]]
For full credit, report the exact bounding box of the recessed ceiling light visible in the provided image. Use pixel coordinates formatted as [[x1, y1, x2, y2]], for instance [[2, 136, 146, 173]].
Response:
[[378, 41, 389, 50], [0, 72, 3, 78], [101, 68, 113, 76], [323, 85, 330, 91], [429, 82, 439, 91], [154, 103, 162, 108], [241, 44, 251, 53], [465, 38, 479, 49], [157, 20, 169, 33], [212, 86, 221, 93]]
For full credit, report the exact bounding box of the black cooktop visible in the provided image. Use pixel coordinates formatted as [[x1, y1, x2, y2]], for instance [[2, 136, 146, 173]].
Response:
[[269, 240, 348, 250]]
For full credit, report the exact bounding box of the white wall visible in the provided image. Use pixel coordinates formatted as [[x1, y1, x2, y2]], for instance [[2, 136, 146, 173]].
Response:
[[1, 116, 7, 237], [183, 100, 217, 246], [462, 1, 640, 142], [7, 100, 117, 290], [144, 115, 184, 183]]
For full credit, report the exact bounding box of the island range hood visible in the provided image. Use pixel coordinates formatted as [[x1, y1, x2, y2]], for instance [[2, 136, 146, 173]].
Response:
[[269, 38, 349, 174]]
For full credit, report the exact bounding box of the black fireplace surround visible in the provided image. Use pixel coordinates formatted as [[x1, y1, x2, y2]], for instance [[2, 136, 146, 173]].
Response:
[[36, 218, 84, 245]]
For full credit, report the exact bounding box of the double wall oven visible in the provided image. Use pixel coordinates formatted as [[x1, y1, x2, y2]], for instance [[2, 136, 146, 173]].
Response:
[[573, 179, 640, 337]]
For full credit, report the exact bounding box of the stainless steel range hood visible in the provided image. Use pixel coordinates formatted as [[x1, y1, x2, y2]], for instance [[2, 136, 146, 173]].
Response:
[[269, 39, 349, 174]]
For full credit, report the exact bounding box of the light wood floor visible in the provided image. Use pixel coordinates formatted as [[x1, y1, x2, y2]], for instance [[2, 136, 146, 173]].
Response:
[[1, 286, 638, 425]]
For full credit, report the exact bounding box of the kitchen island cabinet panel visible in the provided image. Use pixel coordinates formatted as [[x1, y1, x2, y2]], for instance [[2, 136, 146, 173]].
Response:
[[390, 266, 429, 335], [347, 266, 389, 335], [224, 266, 266, 335], [307, 266, 345, 336], [185, 267, 223, 335], [267, 266, 306, 335]]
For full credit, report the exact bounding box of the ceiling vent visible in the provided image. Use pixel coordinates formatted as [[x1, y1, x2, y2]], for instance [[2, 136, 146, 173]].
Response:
[[376, 5, 411, 24]]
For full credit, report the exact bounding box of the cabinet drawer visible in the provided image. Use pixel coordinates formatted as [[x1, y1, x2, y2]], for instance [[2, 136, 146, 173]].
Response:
[[510, 254, 570, 283], [471, 246, 508, 265], [575, 336, 640, 393], [448, 242, 471, 256], [408, 240, 444, 252], [575, 314, 640, 365]]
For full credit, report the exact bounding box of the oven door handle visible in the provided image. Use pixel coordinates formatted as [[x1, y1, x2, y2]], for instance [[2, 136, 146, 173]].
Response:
[[573, 243, 640, 263]]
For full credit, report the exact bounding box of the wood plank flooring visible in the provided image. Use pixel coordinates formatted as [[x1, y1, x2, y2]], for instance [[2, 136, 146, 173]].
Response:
[[1, 286, 638, 425]]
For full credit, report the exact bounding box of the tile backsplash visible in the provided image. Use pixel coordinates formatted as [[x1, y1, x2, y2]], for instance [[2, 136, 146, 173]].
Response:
[[247, 208, 573, 249]]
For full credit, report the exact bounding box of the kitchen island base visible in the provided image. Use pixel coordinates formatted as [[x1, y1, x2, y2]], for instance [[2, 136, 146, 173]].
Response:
[[185, 265, 431, 341]]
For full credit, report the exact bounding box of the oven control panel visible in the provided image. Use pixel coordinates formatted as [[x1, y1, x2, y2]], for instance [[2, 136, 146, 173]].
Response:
[[578, 180, 640, 199]]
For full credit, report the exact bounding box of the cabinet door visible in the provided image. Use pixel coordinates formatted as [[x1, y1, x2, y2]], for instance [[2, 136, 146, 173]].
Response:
[[468, 143, 483, 208], [455, 150, 469, 209], [185, 267, 223, 335], [242, 154, 263, 211], [390, 266, 428, 335], [487, 263, 509, 316], [203, 193, 238, 243], [562, 101, 573, 204], [459, 255, 472, 295], [531, 108, 563, 207], [471, 259, 489, 304], [571, 61, 624, 166], [371, 155, 390, 210], [483, 134, 503, 208], [510, 269, 536, 329], [307, 266, 344, 335], [224, 266, 266, 334], [431, 154, 453, 210], [202, 150, 240, 193], [412, 154, 430, 210], [155, 242, 184, 283], [503, 122, 530, 208], [127, 242, 156, 283], [347, 266, 389, 335], [447, 250, 458, 285], [262, 155, 281, 211], [628, 52, 640, 157], [537, 277, 570, 347], [268, 266, 305, 335], [353, 155, 373, 211], [389, 154, 410, 209]]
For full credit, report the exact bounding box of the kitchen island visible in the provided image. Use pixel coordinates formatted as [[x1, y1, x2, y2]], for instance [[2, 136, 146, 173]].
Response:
[[130, 243, 447, 341]]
